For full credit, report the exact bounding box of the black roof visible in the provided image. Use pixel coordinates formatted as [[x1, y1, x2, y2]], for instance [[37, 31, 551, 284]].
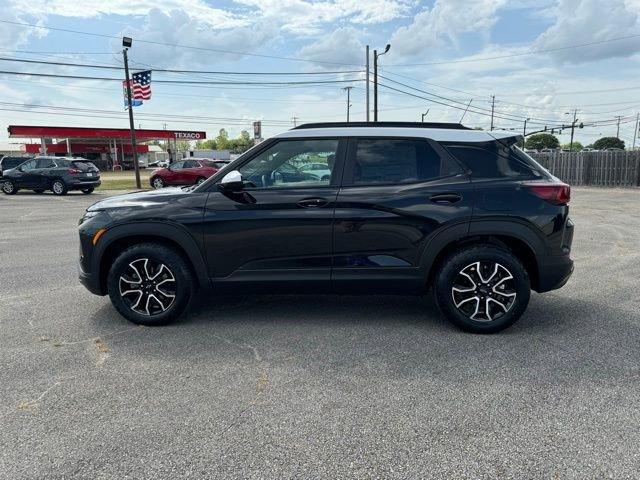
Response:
[[293, 121, 471, 130]]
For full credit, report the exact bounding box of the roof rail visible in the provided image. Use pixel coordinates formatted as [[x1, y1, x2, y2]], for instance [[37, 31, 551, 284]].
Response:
[[293, 121, 472, 130]]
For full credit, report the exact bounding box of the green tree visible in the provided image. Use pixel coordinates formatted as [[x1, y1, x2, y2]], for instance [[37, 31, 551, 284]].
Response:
[[215, 129, 230, 150], [175, 140, 191, 152], [561, 142, 583, 152], [524, 133, 560, 151], [195, 139, 217, 150], [592, 137, 625, 150]]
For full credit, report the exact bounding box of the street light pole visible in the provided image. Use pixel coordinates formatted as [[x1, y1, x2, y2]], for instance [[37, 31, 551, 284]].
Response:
[[342, 86, 353, 122], [421, 109, 429, 122], [373, 44, 390, 122], [122, 37, 141, 189], [523, 118, 530, 137], [633, 112, 639, 150]]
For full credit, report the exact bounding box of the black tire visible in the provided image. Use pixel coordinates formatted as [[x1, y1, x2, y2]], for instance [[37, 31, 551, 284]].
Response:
[[435, 245, 530, 334], [151, 177, 165, 189], [195, 177, 206, 185], [33, 189, 45, 194], [51, 179, 68, 196], [81, 188, 94, 194], [2, 180, 17, 195], [107, 243, 194, 326]]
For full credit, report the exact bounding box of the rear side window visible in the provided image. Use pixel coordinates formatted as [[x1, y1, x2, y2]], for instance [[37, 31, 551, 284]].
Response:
[[351, 138, 461, 185], [446, 143, 541, 179], [36, 158, 56, 168], [71, 161, 97, 171]]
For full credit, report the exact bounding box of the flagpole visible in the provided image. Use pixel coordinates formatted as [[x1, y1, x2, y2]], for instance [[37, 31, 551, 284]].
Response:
[[122, 38, 141, 189]]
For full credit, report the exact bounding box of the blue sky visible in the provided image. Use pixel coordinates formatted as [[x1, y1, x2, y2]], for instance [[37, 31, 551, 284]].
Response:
[[2, 0, 640, 146]]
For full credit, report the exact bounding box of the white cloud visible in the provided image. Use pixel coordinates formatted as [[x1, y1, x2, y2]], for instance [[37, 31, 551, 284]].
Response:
[[535, 0, 640, 63], [389, 0, 507, 58], [114, 8, 277, 67], [296, 27, 364, 67]]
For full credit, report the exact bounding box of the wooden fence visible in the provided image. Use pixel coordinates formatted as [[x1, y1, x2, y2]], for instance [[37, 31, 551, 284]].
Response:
[[529, 151, 640, 187]]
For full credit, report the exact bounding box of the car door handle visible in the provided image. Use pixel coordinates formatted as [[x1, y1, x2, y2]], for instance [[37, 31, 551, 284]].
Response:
[[429, 193, 462, 204], [298, 198, 328, 208]]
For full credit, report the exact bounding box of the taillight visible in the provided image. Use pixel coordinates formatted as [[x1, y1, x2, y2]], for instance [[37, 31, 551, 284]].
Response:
[[524, 182, 570, 205], [68, 168, 81, 174]]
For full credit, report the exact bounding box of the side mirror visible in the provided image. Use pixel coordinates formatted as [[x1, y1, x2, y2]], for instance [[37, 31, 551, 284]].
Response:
[[219, 170, 244, 192]]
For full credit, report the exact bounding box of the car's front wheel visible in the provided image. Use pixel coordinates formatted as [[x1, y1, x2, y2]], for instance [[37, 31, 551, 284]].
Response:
[[107, 243, 194, 326], [2, 180, 18, 194], [196, 177, 206, 185], [151, 177, 165, 189], [435, 245, 530, 333], [51, 179, 68, 196]]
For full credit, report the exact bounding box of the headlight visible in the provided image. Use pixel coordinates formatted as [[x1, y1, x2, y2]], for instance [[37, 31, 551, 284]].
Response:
[[78, 210, 102, 225]]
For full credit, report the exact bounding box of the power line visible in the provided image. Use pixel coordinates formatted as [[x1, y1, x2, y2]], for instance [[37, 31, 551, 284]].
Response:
[[0, 69, 363, 85], [0, 56, 364, 75], [0, 19, 362, 67], [385, 33, 640, 67]]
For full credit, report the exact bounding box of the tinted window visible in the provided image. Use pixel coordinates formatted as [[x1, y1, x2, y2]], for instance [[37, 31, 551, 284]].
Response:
[[171, 161, 185, 170], [446, 143, 540, 179], [71, 161, 97, 171], [36, 158, 56, 168], [21, 160, 37, 171], [238, 139, 338, 189], [183, 160, 199, 168], [351, 139, 460, 185]]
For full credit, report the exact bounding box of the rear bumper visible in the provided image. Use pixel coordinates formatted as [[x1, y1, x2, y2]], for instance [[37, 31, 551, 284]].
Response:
[[536, 255, 574, 293], [68, 179, 101, 190]]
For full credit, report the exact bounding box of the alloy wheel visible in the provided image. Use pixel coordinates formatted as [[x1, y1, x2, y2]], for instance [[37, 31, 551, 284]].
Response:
[[52, 181, 64, 195], [451, 261, 517, 322], [118, 258, 176, 316], [152, 178, 164, 189], [2, 181, 14, 193]]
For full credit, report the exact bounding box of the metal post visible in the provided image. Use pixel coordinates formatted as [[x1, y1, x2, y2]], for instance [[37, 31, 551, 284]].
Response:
[[66, 138, 71, 156], [40, 137, 47, 155], [421, 110, 429, 122], [633, 113, 639, 150], [616, 116, 622, 139], [122, 47, 141, 189], [523, 118, 528, 137], [365, 45, 370, 122], [373, 49, 378, 122]]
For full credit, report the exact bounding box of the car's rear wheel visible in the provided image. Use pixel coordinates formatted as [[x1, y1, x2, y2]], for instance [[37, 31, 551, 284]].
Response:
[[2, 180, 17, 195], [107, 243, 194, 326], [81, 188, 94, 194], [435, 245, 530, 334], [151, 177, 165, 189], [51, 179, 68, 196]]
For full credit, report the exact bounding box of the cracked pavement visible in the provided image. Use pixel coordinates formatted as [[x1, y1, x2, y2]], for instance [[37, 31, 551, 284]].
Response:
[[1, 188, 639, 479]]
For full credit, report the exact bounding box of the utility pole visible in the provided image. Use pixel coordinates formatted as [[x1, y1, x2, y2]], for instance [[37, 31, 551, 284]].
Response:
[[342, 86, 353, 122], [365, 45, 370, 122], [373, 44, 390, 122], [421, 109, 430, 122], [490, 95, 495, 131], [616, 116, 622, 138], [523, 118, 530, 137], [459, 99, 473, 123], [633, 113, 639, 150], [291, 116, 299, 127], [569, 109, 578, 151], [122, 37, 141, 189]]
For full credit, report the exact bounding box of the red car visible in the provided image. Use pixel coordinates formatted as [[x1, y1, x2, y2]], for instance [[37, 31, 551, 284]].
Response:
[[149, 159, 221, 189]]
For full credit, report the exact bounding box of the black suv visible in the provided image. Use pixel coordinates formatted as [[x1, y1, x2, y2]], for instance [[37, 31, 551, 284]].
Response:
[[2, 156, 100, 195], [79, 122, 574, 333]]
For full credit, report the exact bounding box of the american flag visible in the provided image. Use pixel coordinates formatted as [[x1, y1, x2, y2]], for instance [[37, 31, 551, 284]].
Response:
[[122, 70, 152, 107]]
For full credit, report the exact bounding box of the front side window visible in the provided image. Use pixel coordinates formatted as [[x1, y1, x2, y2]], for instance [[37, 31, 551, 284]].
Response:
[[238, 139, 339, 189], [170, 161, 185, 170], [21, 160, 37, 171], [351, 138, 460, 185]]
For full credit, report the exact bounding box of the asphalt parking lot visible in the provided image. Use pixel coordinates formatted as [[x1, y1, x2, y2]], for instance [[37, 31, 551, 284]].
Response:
[[1, 188, 639, 479]]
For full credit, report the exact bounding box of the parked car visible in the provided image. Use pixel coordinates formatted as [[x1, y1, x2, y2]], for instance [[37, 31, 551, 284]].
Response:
[[148, 159, 169, 169], [79, 122, 574, 334], [299, 162, 332, 181], [149, 158, 221, 189], [0, 156, 31, 178], [2, 156, 100, 195]]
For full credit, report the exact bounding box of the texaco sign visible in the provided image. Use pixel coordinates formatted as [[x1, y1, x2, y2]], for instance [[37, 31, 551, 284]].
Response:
[[173, 131, 207, 140]]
